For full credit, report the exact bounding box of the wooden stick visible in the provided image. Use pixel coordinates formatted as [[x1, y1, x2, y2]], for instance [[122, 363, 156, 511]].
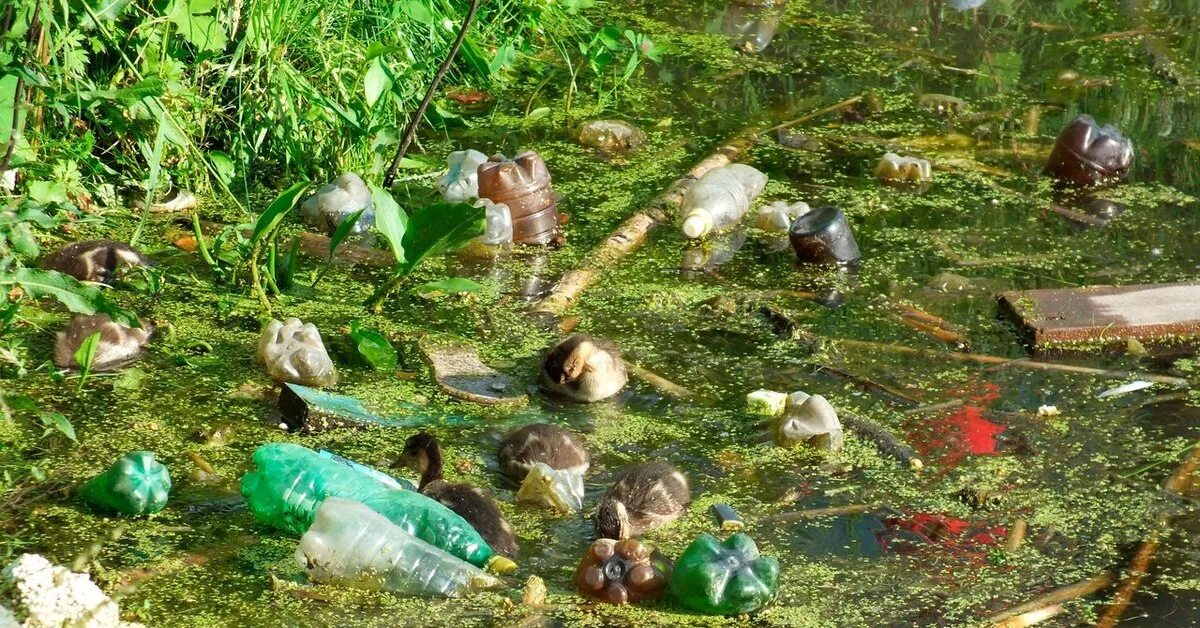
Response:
[[760, 96, 863, 135], [830, 338, 1189, 387], [1005, 519, 1027, 552], [624, 361, 696, 399], [895, 314, 969, 348], [814, 364, 920, 408], [765, 504, 874, 522], [994, 604, 1063, 628], [533, 135, 757, 315], [1096, 438, 1200, 627], [841, 410, 923, 470], [904, 399, 965, 415], [898, 305, 966, 334], [985, 573, 1114, 624]]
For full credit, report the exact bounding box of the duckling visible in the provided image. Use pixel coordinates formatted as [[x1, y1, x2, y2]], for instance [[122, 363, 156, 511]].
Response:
[[42, 239, 149, 284], [594, 461, 690, 540], [539, 334, 628, 402], [393, 433, 519, 557], [53, 314, 154, 371], [497, 423, 590, 483]]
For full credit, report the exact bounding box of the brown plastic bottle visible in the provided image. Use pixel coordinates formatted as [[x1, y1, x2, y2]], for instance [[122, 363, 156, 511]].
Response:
[[476, 152, 558, 245]]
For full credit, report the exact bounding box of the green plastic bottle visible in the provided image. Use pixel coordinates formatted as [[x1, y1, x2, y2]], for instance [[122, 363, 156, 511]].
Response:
[[82, 451, 172, 516], [669, 533, 779, 615], [240, 443, 495, 568]]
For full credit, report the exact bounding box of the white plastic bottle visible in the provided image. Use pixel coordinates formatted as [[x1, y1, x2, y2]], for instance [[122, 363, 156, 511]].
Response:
[[476, 199, 513, 246], [296, 497, 500, 597], [438, 150, 490, 202], [681, 164, 768, 239], [756, 200, 811, 232]]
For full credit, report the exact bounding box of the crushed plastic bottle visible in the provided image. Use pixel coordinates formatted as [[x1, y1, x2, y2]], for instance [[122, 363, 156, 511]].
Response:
[[438, 150, 490, 202], [316, 450, 415, 491], [771, 392, 844, 451], [257, 318, 338, 388], [297, 497, 500, 597], [300, 173, 374, 234], [241, 443, 495, 567], [756, 200, 811, 232], [476, 198, 513, 246], [681, 164, 767, 239], [82, 451, 171, 516], [516, 462, 584, 513], [477, 152, 559, 245], [875, 153, 932, 183]]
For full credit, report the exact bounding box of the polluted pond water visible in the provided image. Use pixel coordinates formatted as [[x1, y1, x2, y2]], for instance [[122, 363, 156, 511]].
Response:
[[4, 0, 1200, 626]]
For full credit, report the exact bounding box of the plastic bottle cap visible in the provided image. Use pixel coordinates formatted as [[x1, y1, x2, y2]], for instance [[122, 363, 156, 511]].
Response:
[[682, 213, 712, 239]]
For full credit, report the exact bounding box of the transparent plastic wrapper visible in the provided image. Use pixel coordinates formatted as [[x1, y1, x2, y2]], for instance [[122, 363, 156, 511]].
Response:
[[681, 164, 767, 239], [771, 393, 844, 450], [296, 497, 499, 597], [756, 200, 811, 232], [438, 149, 489, 202], [82, 451, 171, 516], [257, 318, 338, 388], [301, 173, 374, 234], [240, 443, 494, 567], [516, 462, 584, 513], [475, 198, 513, 246]]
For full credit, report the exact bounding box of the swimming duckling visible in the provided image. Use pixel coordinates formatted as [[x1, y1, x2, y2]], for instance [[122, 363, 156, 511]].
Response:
[[393, 433, 519, 557], [539, 334, 628, 402], [53, 314, 154, 371], [42, 239, 149, 284], [497, 423, 590, 483], [594, 461, 690, 540]]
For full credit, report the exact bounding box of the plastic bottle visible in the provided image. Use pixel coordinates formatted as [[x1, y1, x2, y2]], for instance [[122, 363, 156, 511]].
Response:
[[316, 450, 415, 491], [680, 164, 767, 239], [756, 200, 810, 232], [476, 199, 513, 246], [516, 462, 584, 513], [477, 152, 558, 245], [82, 451, 171, 516], [297, 497, 500, 597], [438, 150, 489, 202], [241, 443, 495, 567]]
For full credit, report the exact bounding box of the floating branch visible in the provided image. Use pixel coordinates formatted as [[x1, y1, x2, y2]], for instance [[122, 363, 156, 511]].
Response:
[[985, 573, 1114, 625]]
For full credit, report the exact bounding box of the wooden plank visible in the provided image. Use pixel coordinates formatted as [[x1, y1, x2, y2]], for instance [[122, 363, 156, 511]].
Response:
[[999, 282, 1200, 350]]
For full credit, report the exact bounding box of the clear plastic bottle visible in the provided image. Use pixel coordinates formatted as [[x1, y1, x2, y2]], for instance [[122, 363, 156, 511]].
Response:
[[516, 462, 584, 513], [297, 497, 500, 597], [476, 199, 513, 246], [681, 164, 768, 239], [438, 150, 489, 202], [756, 200, 811, 232]]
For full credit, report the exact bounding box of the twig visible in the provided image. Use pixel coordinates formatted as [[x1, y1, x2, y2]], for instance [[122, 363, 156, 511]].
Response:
[[895, 314, 969, 348], [624, 361, 695, 399], [814, 364, 920, 408], [760, 96, 863, 136], [765, 504, 874, 522], [533, 134, 757, 315], [985, 573, 1114, 625], [840, 410, 923, 470], [382, 0, 482, 188], [830, 337, 1189, 387], [1096, 438, 1200, 627], [898, 305, 965, 334], [904, 399, 965, 415]]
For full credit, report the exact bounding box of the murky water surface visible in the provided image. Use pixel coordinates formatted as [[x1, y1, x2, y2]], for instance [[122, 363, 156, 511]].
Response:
[[4, 1, 1200, 626]]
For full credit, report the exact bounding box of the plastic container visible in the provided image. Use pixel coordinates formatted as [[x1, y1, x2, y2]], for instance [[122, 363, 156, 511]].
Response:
[[301, 173, 375, 234], [257, 318, 338, 388], [574, 538, 670, 605], [875, 153, 932, 183], [477, 152, 559, 245], [82, 451, 171, 516], [297, 497, 499, 597], [516, 462, 584, 513], [476, 199, 513, 246], [1045, 115, 1133, 188], [438, 150, 489, 202], [681, 164, 768, 239], [669, 533, 779, 615], [317, 450, 415, 491], [756, 201, 811, 232], [720, 0, 784, 53], [771, 393, 844, 450], [240, 443, 494, 567], [788, 206, 861, 266]]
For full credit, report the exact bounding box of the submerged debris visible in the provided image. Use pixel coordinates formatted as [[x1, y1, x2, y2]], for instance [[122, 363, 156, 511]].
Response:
[[576, 120, 646, 156]]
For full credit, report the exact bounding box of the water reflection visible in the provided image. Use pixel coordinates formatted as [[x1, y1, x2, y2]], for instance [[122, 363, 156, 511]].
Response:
[[719, 0, 787, 53]]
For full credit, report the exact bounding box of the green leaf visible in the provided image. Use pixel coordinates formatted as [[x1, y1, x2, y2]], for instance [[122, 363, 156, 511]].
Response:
[[115, 78, 167, 106], [370, 185, 407, 266], [413, 277, 484, 295], [27, 181, 69, 204], [39, 411, 77, 442], [364, 57, 392, 108], [166, 0, 228, 52], [250, 181, 310, 246], [526, 107, 551, 121], [349, 320, 398, 371], [400, 0, 433, 25], [399, 202, 486, 274], [3, 268, 139, 328], [74, 331, 102, 391], [208, 151, 235, 185], [329, 207, 369, 257]]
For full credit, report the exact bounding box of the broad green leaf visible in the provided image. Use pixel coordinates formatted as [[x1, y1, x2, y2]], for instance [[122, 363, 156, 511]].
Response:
[[39, 411, 77, 442], [329, 207, 369, 257], [370, 185, 407, 266], [399, 202, 485, 274], [27, 181, 69, 204], [208, 151, 235, 185], [526, 107, 551, 121], [4, 268, 139, 328], [349, 321, 398, 371], [250, 182, 310, 246], [413, 277, 484, 295], [166, 0, 228, 52], [74, 331, 102, 390], [400, 0, 434, 25], [115, 78, 167, 106], [112, 367, 148, 391], [364, 57, 392, 108]]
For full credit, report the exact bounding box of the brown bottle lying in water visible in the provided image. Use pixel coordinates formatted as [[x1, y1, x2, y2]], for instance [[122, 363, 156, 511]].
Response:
[[1045, 115, 1133, 188], [477, 152, 558, 245]]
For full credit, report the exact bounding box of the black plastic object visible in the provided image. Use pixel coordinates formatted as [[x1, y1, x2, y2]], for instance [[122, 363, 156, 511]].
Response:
[[788, 206, 861, 266], [711, 503, 744, 531], [1045, 115, 1133, 188]]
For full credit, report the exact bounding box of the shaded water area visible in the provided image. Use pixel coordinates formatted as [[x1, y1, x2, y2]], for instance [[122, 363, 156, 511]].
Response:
[[4, 0, 1200, 626]]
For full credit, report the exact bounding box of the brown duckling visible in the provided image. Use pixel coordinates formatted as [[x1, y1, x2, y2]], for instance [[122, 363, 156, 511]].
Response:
[[595, 461, 690, 540], [42, 239, 149, 284], [53, 314, 154, 371], [497, 423, 590, 483], [539, 334, 628, 402], [394, 432, 519, 557]]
